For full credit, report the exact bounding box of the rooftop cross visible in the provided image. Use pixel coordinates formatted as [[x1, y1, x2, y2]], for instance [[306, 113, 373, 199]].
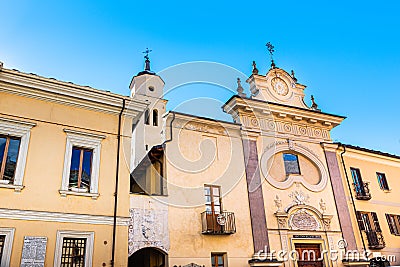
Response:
[[266, 42, 276, 68]]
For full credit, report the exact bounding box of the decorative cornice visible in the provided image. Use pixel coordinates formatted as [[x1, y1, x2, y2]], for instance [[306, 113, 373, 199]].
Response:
[[0, 208, 129, 226], [223, 96, 345, 128], [0, 117, 36, 127], [0, 68, 148, 117], [63, 129, 106, 140]]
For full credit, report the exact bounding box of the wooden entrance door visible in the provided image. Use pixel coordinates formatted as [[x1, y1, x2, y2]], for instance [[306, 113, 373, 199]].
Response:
[[295, 244, 323, 267]]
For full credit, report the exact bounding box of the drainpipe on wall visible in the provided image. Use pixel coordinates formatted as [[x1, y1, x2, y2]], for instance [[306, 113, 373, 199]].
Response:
[[163, 112, 175, 144], [111, 99, 125, 267], [339, 143, 367, 252]]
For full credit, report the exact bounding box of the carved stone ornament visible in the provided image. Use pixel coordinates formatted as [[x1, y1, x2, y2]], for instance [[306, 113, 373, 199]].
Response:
[[322, 215, 333, 231], [277, 217, 288, 229], [289, 209, 320, 231], [288, 190, 310, 206], [319, 199, 326, 213], [274, 195, 282, 212]]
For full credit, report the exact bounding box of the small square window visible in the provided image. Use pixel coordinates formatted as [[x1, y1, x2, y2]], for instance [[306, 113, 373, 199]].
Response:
[[376, 172, 390, 191], [54, 231, 94, 267], [60, 238, 87, 266], [283, 153, 300, 175], [211, 253, 227, 267]]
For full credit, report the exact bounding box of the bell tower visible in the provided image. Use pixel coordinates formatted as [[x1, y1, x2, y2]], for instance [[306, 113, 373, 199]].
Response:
[[130, 49, 167, 169]]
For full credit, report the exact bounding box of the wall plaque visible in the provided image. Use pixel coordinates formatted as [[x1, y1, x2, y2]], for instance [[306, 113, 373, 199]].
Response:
[[293, 235, 322, 239], [20, 236, 47, 267]]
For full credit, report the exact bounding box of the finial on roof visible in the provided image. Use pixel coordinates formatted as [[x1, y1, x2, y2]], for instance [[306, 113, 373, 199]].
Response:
[[266, 42, 276, 69], [291, 70, 297, 82], [311, 95, 321, 111], [0, 61, 3, 70], [143, 48, 152, 71], [252, 61, 259, 75], [236, 78, 246, 98]]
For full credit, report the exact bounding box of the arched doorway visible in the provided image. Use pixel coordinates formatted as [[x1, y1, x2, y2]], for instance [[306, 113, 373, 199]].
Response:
[[128, 247, 166, 267]]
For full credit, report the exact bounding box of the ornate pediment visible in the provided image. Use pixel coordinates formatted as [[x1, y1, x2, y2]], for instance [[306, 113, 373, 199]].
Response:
[[247, 68, 308, 109]]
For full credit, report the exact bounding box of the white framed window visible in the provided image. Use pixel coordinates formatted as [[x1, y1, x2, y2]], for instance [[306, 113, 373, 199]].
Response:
[[0, 117, 36, 192], [0, 228, 15, 267], [54, 230, 94, 267], [60, 129, 105, 199]]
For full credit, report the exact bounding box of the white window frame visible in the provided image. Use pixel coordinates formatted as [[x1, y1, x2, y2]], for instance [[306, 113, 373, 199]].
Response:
[[60, 129, 105, 199], [0, 228, 15, 267], [54, 230, 94, 267], [0, 117, 36, 192]]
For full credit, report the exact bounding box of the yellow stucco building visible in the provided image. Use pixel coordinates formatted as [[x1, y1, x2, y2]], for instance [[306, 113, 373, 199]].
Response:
[[0, 62, 147, 266], [323, 143, 400, 264]]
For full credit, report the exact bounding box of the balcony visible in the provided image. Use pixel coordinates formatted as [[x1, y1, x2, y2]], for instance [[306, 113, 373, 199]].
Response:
[[354, 182, 371, 200], [365, 231, 385, 249], [201, 211, 236, 235]]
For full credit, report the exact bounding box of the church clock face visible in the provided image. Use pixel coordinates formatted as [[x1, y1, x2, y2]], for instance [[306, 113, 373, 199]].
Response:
[[271, 77, 289, 96]]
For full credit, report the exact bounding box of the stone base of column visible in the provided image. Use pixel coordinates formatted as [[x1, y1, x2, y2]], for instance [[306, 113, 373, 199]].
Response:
[[342, 260, 370, 267]]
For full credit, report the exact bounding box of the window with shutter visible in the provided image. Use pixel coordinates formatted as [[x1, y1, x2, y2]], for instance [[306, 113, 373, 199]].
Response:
[[385, 214, 400, 236], [356, 211, 365, 231], [386, 214, 396, 234], [371, 212, 382, 232]]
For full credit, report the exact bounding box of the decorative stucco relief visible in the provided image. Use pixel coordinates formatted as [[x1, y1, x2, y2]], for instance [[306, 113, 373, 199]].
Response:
[[240, 116, 330, 141], [289, 209, 320, 231], [174, 121, 227, 136], [260, 140, 329, 192], [128, 208, 169, 256]]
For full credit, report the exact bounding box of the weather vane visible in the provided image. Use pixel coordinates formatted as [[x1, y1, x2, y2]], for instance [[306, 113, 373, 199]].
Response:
[[142, 48, 152, 71], [266, 42, 276, 68], [143, 48, 152, 60]]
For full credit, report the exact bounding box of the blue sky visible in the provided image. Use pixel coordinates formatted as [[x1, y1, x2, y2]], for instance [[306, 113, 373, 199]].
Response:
[[1, 0, 400, 154]]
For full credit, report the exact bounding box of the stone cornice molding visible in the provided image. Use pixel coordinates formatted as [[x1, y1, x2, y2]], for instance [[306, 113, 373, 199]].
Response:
[[0, 68, 148, 117], [223, 96, 345, 129]]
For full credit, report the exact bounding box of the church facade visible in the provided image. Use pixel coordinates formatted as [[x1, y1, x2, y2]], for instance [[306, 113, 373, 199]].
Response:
[[0, 49, 399, 267]]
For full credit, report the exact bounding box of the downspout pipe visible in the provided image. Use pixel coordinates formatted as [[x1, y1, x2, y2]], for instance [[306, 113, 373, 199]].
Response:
[[111, 99, 125, 267], [163, 112, 175, 144], [338, 143, 367, 252]]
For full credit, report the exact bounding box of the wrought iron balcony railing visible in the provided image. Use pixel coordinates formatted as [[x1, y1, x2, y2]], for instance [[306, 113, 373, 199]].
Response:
[[353, 182, 371, 200], [365, 231, 385, 249], [201, 211, 236, 235]]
